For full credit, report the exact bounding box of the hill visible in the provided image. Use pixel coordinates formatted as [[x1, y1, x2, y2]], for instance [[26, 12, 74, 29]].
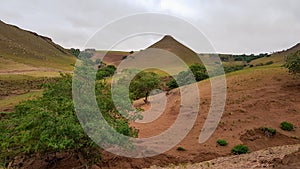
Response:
[[250, 43, 300, 66], [147, 35, 202, 64], [0, 20, 75, 72]]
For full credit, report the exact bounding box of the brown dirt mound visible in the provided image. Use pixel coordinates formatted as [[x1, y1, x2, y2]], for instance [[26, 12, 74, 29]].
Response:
[[273, 148, 300, 169], [241, 129, 300, 152], [7, 152, 82, 169]]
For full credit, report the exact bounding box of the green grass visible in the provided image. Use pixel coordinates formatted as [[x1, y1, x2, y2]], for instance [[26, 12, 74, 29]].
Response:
[[0, 91, 43, 111], [250, 54, 285, 66]]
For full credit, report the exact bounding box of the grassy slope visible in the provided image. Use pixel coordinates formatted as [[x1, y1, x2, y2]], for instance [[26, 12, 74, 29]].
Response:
[[250, 43, 300, 66], [0, 90, 43, 111], [0, 20, 76, 71]]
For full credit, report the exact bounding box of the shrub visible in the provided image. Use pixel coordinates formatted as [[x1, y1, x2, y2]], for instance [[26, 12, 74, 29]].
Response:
[[280, 121, 294, 131], [284, 51, 300, 76], [264, 61, 274, 65], [231, 144, 249, 155], [166, 79, 178, 89], [0, 73, 137, 166], [96, 65, 116, 80], [217, 139, 228, 146], [177, 147, 186, 151], [260, 127, 277, 137]]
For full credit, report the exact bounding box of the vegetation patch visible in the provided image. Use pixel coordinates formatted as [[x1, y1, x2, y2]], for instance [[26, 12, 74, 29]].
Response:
[[231, 144, 249, 155], [176, 147, 186, 151], [284, 51, 300, 76], [217, 139, 228, 146], [280, 121, 294, 131], [0, 73, 138, 167], [260, 127, 277, 137]]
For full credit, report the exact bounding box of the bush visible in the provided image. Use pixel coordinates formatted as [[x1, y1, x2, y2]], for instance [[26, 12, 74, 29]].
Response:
[[284, 51, 300, 76], [264, 61, 274, 65], [176, 147, 186, 151], [260, 127, 276, 137], [231, 144, 249, 155], [217, 139, 228, 146], [280, 121, 294, 131], [96, 65, 116, 80], [166, 79, 178, 89], [0, 73, 137, 166]]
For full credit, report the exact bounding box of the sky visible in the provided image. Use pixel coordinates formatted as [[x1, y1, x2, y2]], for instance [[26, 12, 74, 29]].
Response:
[[0, 0, 299, 54]]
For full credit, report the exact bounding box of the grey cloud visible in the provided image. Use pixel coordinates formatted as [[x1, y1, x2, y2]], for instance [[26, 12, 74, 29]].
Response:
[[0, 0, 299, 54]]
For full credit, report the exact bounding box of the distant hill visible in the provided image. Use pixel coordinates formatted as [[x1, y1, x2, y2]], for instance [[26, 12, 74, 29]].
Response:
[[96, 35, 202, 67], [147, 35, 202, 64], [0, 20, 75, 72], [250, 43, 300, 66]]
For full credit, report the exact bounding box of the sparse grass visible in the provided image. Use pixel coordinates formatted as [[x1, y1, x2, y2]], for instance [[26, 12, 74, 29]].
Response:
[[280, 121, 294, 131]]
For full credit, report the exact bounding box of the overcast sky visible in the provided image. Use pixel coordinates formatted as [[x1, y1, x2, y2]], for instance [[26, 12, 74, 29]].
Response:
[[1, 0, 299, 54]]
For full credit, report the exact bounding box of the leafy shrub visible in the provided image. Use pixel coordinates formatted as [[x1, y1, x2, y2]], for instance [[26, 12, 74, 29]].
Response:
[[284, 51, 300, 76], [260, 127, 277, 137], [96, 65, 116, 80], [171, 64, 208, 87], [231, 144, 249, 155], [280, 121, 294, 131], [166, 79, 178, 89], [264, 61, 274, 65], [224, 65, 244, 73], [0, 73, 137, 166], [217, 139, 228, 146], [177, 147, 186, 151]]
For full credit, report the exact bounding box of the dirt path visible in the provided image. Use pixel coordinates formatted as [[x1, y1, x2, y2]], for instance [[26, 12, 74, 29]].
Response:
[[0, 67, 72, 75]]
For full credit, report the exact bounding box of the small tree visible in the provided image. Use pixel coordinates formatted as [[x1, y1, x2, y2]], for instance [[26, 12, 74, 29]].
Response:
[[284, 51, 300, 76], [130, 72, 160, 103]]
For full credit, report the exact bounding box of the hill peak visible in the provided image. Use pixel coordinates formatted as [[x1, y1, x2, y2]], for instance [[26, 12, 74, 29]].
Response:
[[161, 35, 175, 40], [146, 35, 201, 64]]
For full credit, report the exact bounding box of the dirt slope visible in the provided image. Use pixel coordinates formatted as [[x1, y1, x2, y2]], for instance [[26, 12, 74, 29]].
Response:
[[123, 67, 299, 168], [6, 67, 300, 169], [147, 35, 202, 64]]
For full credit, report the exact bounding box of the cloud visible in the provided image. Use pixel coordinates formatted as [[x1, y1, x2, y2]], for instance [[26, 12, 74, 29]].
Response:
[[0, 0, 299, 54]]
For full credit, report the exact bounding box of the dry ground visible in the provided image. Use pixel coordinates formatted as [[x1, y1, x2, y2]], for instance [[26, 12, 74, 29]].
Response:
[[6, 67, 300, 169]]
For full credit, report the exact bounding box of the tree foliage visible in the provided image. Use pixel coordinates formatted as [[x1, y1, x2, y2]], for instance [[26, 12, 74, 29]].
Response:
[[167, 64, 208, 89], [129, 71, 160, 102], [96, 65, 116, 80], [0, 73, 137, 166], [284, 51, 300, 76]]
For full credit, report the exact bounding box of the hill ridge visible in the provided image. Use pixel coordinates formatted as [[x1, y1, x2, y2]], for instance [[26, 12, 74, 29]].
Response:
[[0, 20, 75, 71]]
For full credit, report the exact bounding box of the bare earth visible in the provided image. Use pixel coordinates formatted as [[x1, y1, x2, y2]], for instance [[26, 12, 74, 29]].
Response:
[[7, 67, 300, 169], [147, 144, 300, 169]]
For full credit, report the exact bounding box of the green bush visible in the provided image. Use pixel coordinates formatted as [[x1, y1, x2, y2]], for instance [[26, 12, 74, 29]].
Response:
[[231, 144, 249, 155], [217, 139, 228, 146], [284, 51, 300, 76], [260, 127, 277, 136], [264, 61, 274, 65], [96, 65, 116, 80], [0, 73, 137, 166], [166, 79, 178, 89], [280, 121, 294, 131], [176, 146, 186, 151]]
